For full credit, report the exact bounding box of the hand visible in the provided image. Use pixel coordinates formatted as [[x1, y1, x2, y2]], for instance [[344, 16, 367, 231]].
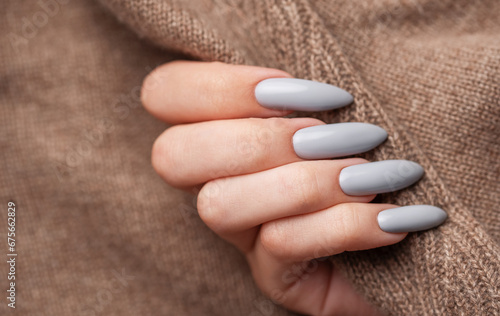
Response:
[[141, 61, 444, 315]]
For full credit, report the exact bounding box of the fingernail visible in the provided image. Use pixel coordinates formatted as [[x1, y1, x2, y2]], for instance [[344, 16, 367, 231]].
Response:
[[255, 78, 354, 111], [339, 160, 424, 196], [378, 205, 448, 233], [293, 123, 387, 159]]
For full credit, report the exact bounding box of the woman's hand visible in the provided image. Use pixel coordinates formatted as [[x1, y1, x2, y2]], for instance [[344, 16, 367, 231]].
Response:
[[141, 61, 445, 315]]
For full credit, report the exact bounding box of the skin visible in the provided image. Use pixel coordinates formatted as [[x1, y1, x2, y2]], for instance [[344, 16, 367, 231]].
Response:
[[141, 61, 407, 316]]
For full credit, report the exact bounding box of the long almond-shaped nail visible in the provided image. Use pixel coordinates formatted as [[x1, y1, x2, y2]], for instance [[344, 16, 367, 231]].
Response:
[[255, 78, 354, 111], [339, 160, 424, 196], [378, 205, 447, 233], [293, 123, 387, 159]]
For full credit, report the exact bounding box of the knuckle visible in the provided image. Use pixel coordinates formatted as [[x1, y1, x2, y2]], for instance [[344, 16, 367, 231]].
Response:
[[140, 79, 150, 109], [151, 133, 169, 180], [334, 204, 362, 251], [234, 118, 291, 167], [140, 71, 154, 108], [141, 61, 182, 113], [235, 119, 272, 164], [197, 180, 227, 232], [284, 164, 321, 212], [259, 221, 291, 261], [203, 62, 230, 113], [265, 117, 289, 135], [140, 86, 152, 113], [141, 65, 167, 110], [151, 128, 182, 186]]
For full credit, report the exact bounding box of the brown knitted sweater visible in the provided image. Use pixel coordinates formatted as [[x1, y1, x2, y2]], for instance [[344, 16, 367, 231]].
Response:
[[1, 0, 499, 315]]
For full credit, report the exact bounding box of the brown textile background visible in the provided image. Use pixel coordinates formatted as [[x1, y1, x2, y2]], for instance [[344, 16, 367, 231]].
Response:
[[1, 0, 499, 315]]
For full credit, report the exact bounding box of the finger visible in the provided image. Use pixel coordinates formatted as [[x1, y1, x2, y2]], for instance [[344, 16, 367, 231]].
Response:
[[141, 61, 292, 124], [197, 159, 376, 238], [152, 117, 323, 187], [246, 203, 405, 315], [256, 203, 406, 263], [247, 257, 382, 316]]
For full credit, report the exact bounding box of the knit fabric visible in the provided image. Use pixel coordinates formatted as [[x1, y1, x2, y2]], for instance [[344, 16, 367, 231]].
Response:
[[1, 0, 499, 315]]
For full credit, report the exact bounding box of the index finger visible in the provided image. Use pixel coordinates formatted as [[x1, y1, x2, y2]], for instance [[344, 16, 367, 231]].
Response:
[[141, 61, 353, 124]]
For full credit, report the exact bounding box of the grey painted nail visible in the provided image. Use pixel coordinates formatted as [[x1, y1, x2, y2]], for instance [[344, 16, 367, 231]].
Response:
[[293, 123, 387, 159], [255, 78, 354, 111], [378, 205, 448, 233], [339, 160, 424, 196]]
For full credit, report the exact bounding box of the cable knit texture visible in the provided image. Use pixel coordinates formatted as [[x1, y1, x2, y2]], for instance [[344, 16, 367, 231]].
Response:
[[1, 0, 499, 315]]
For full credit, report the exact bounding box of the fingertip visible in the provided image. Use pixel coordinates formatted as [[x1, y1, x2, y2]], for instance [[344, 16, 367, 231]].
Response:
[[141, 61, 298, 123], [373, 204, 408, 246], [378, 230, 408, 247], [330, 158, 377, 203], [255, 77, 354, 112], [141, 61, 178, 121]]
